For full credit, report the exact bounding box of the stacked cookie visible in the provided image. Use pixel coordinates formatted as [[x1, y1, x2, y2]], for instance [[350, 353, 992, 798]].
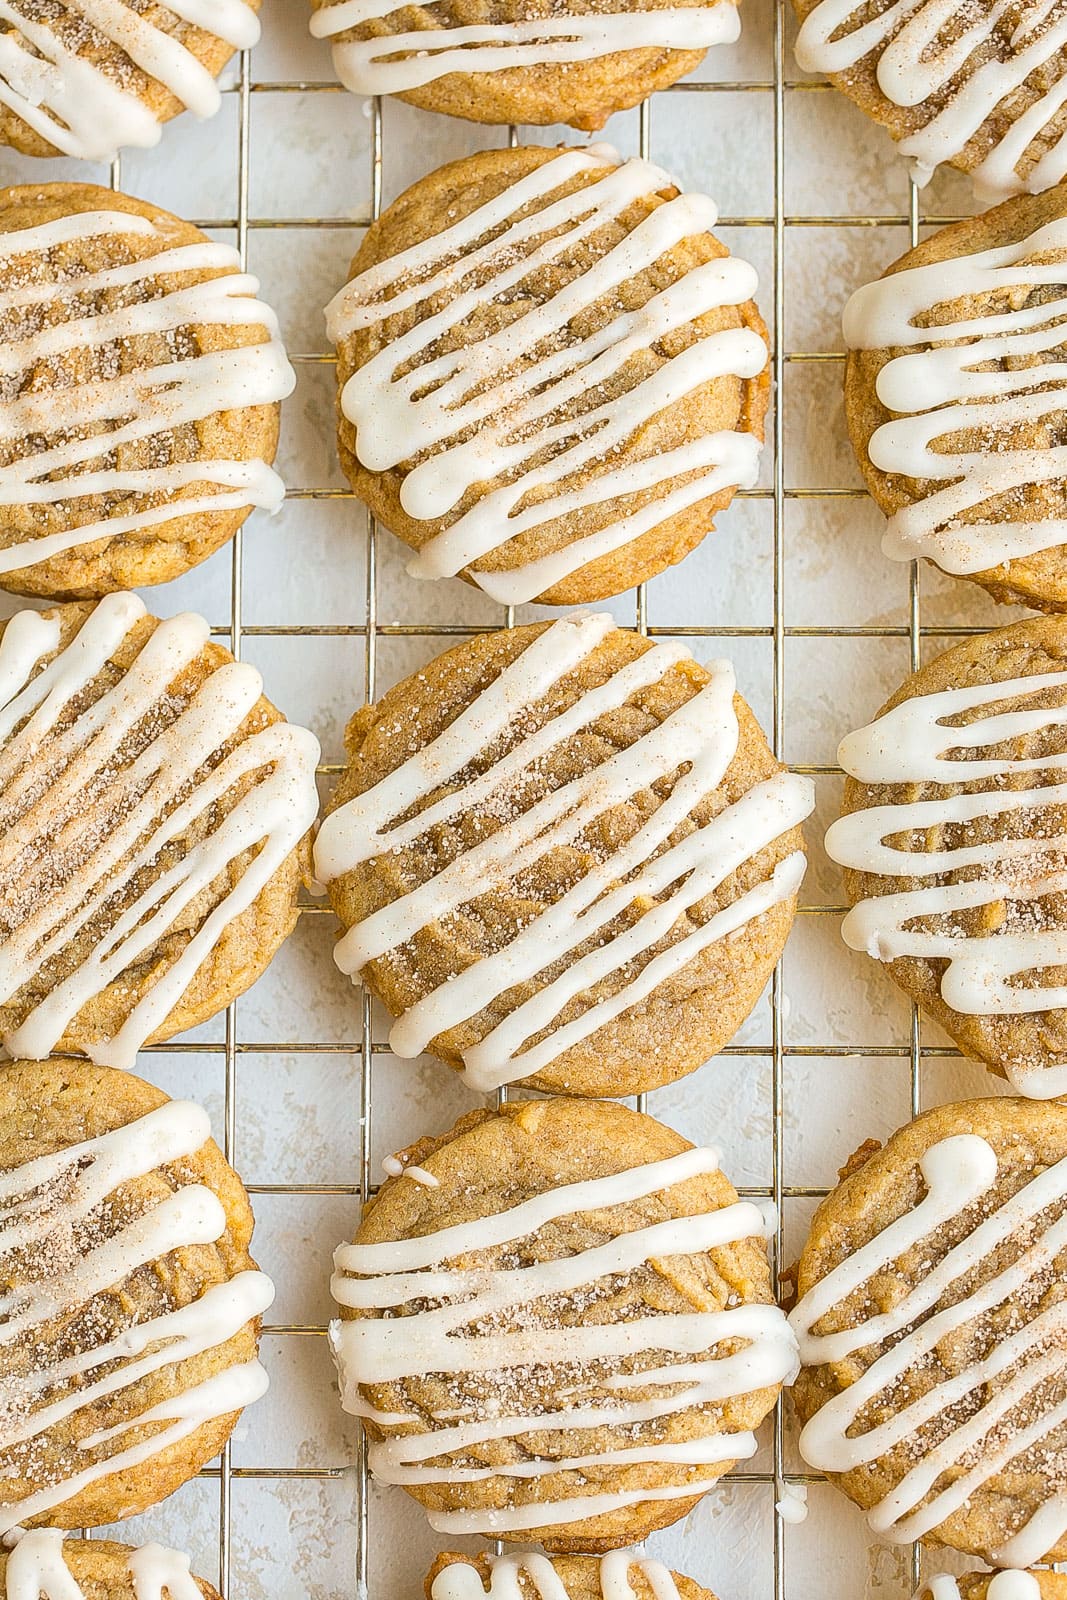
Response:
[[0, 14, 321, 1584], [763, 35, 1067, 1580]]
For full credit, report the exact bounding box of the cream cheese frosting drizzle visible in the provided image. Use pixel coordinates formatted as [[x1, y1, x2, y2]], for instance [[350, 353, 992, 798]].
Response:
[[0, 0, 261, 162], [0, 208, 294, 579], [310, 1, 739, 97], [825, 663, 1067, 1096], [843, 215, 1067, 575], [3, 1530, 206, 1599], [0, 1099, 274, 1535], [925, 1577, 1043, 1600], [794, 0, 1067, 199], [314, 611, 813, 1091], [792, 1132, 1067, 1561], [331, 1144, 799, 1536], [0, 591, 320, 1069], [324, 147, 767, 605], [430, 1550, 684, 1600]]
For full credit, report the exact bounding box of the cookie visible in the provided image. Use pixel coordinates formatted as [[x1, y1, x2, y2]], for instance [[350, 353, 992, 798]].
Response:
[[325, 144, 770, 607], [309, 0, 739, 130], [0, 591, 320, 1069], [330, 1098, 797, 1550], [0, 1532, 220, 1600], [792, 0, 1067, 201], [314, 613, 812, 1098], [791, 1097, 1067, 1564], [0, 2, 261, 163], [825, 614, 1067, 1099], [843, 186, 1067, 611], [923, 1578, 1067, 1600], [0, 1060, 272, 1532], [427, 1550, 718, 1600], [0, 183, 294, 600]]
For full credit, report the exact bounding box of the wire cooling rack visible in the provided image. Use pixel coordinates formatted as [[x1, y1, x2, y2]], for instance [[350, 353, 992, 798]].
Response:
[[3, 1, 1024, 1594]]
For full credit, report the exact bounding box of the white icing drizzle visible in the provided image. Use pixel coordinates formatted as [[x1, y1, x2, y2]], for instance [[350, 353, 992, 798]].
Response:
[[794, 0, 1067, 200], [0, 1099, 274, 1536], [0, 591, 320, 1069], [0, 208, 294, 579], [381, 1153, 440, 1188], [3, 1529, 206, 1600], [310, 0, 738, 97], [825, 663, 1067, 1097], [774, 1479, 809, 1524], [922, 1576, 1043, 1600], [430, 1550, 684, 1600], [330, 1144, 800, 1536], [324, 148, 767, 605], [843, 215, 1067, 575], [314, 612, 813, 1091], [791, 1132, 1067, 1558], [0, 0, 260, 162]]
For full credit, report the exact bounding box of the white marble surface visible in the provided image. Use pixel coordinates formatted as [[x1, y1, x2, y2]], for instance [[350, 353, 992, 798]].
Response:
[[0, 2, 1031, 1595]]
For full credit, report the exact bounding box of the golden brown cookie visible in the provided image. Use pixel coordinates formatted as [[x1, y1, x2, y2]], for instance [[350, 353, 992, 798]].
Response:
[[0, 592, 319, 1069], [0, 182, 294, 600], [843, 185, 1067, 612], [309, 0, 739, 130], [0, 1532, 220, 1599], [330, 1098, 797, 1551], [825, 614, 1067, 1099], [790, 1097, 1067, 1564], [920, 1578, 1067, 1600], [325, 144, 770, 607], [314, 613, 812, 1098], [792, 0, 1067, 201], [427, 1550, 719, 1600], [0, 2, 262, 162], [0, 1060, 272, 1533]]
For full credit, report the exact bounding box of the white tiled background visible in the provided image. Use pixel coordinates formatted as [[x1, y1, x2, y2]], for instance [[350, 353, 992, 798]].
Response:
[[0, 0, 1035, 1594]]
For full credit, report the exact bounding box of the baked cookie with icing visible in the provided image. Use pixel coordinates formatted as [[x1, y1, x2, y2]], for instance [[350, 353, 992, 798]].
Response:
[[325, 144, 770, 607], [427, 1550, 718, 1600], [0, 1533, 221, 1599], [826, 614, 1067, 1099], [0, 1060, 273, 1532], [844, 185, 1067, 611], [922, 1578, 1067, 1600], [792, 0, 1067, 201], [314, 613, 812, 1098], [0, 183, 294, 600], [308, 0, 739, 129], [0, 1, 261, 163], [791, 1098, 1067, 1564], [330, 1097, 797, 1549], [0, 591, 320, 1070]]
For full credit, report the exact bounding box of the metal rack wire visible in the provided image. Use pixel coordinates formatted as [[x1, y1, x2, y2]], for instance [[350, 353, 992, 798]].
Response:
[[96, 9, 977, 1594]]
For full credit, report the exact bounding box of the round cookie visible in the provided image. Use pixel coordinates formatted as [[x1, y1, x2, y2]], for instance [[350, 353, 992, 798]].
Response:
[[0, 1060, 273, 1533], [325, 144, 770, 607], [309, 0, 739, 130], [0, 182, 294, 600], [0, 2, 261, 163], [428, 1551, 719, 1600], [843, 186, 1067, 612], [791, 1097, 1067, 1564], [792, 0, 1067, 201], [921, 1579, 1067, 1600], [330, 1097, 797, 1550], [0, 1532, 220, 1599], [314, 612, 812, 1098], [0, 591, 320, 1069], [825, 614, 1067, 1099]]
